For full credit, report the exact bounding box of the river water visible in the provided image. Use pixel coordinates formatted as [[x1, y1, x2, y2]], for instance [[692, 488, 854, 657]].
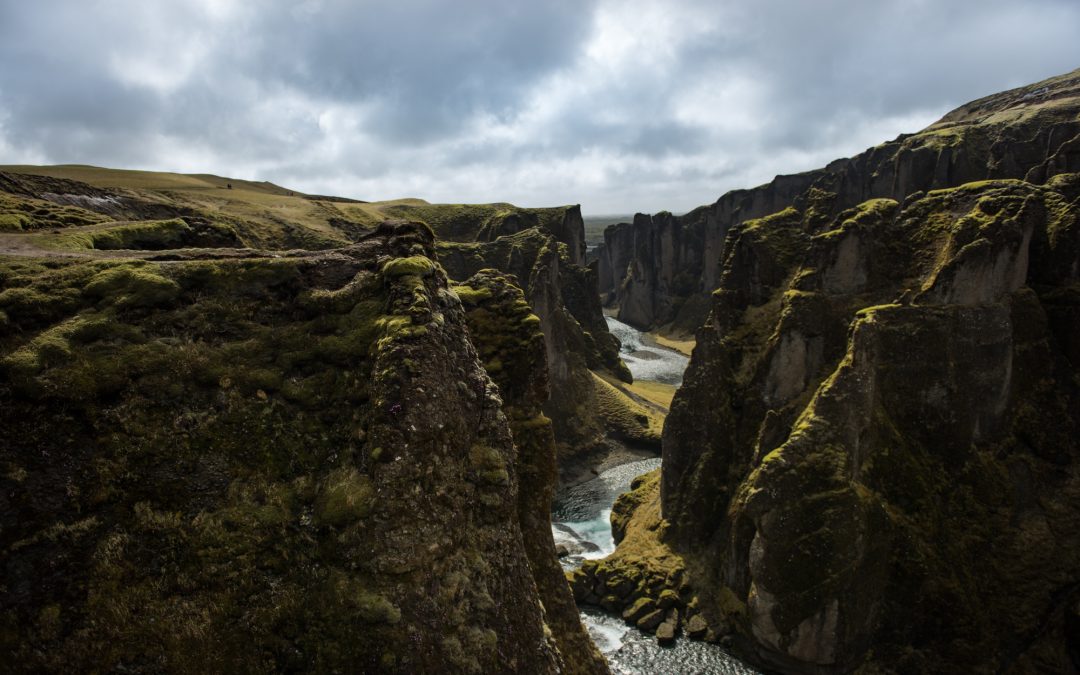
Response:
[[550, 317, 758, 674], [602, 317, 689, 386]]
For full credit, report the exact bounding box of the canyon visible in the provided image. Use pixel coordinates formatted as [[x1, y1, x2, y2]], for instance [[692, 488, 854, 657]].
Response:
[[2, 66, 1080, 674], [576, 67, 1080, 674]]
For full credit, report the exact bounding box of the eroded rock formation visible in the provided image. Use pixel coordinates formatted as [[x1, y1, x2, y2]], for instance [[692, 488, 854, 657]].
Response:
[[582, 68, 1080, 674], [664, 177, 1080, 673], [453, 270, 608, 674], [598, 67, 1080, 333], [0, 221, 603, 673], [420, 204, 642, 463]]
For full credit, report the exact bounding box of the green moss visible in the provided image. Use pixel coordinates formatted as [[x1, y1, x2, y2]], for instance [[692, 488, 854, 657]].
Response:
[[0, 192, 109, 231], [737, 206, 809, 271], [84, 265, 181, 309], [469, 444, 509, 486], [0, 212, 29, 231], [314, 467, 374, 527], [452, 284, 493, 305], [590, 372, 663, 445], [1, 314, 106, 379], [381, 255, 436, 279], [36, 218, 196, 251], [0, 284, 80, 325]]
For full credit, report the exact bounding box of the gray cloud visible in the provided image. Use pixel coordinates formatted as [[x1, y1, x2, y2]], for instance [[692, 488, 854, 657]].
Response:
[[1, 0, 1078, 214]]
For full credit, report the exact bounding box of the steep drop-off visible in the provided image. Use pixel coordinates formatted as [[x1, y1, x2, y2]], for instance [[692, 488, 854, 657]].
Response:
[[662, 176, 1080, 673], [0, 221, 602, 673], [0, 167, 641, 468], [453, 270, 609, 674], [395, 202, 648, 464], [579, 68, 1080, 674], [598, 67, 1080, 333]]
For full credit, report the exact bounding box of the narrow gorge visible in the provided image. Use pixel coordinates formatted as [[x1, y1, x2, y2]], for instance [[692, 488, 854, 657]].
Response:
[[1, 65, 1079, 675], [575, 67, 1080, 674]]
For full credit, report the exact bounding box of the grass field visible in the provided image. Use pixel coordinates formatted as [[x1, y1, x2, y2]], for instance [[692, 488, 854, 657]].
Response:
[[652, 332, 695, 357], [0, 165, 444, 249], [583, 215, 633, 245]]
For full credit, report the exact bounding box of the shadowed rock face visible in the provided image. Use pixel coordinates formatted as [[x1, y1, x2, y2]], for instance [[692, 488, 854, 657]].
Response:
[[453, 271, 609, 675], [598, 67, 1080, 332], [0, 222, 597, 673], [661, 176, 1080, 673], [434, 207, 633, 463]]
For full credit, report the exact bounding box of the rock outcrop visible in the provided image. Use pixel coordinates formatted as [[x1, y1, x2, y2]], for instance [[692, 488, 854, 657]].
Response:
[[0, 221, 601, 673], [453, 270, 608, 674], [0, 168, 638, 469], [598, 67, 1080, 333], [403, 203, 638, 464], [660, 175, 1080, 673], [585, 68, 1080, 674]]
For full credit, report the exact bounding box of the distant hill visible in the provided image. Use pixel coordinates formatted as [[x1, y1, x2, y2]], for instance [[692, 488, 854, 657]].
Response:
[[582, 214, 633, 245], [0, 164, 431, 251]]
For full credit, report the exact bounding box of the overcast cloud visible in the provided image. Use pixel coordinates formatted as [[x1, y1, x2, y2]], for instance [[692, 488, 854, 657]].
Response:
[[1, 0, 1078, 214]]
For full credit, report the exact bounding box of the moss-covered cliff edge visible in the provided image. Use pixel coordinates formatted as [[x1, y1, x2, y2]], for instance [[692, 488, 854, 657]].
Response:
[[0, 167, 639, 471], [0, 221, 603, 673], [412, 203, 641, 466], [595, 176, 1080, 673], [597, 66, 1080, 333]]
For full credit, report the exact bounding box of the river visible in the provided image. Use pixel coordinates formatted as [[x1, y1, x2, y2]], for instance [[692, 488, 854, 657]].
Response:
[[550, 317, 758, 674]]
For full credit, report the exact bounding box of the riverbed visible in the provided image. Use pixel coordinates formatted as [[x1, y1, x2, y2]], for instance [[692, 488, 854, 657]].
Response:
[[550, 317, 757, 674], [603, 316, 689, 386]]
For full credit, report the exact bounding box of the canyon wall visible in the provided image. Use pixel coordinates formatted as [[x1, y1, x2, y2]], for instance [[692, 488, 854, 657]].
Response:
[[664, 176, 1080, 673], [402, 202, 640, 462], [598, 67, 1080, 332], [581, 68, 1080, 674], [0, 219, 606, 673]]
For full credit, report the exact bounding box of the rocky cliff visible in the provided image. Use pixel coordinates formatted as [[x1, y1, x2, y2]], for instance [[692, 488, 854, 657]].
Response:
[[663, 176, 1080, 673], [453, 270, 608, 674], [389, 201, 644, 464], [0, 219, 605, 672], [598, 67, 1080, 333], [0, 167, 640, 468], [580, 68, 1080, 674]]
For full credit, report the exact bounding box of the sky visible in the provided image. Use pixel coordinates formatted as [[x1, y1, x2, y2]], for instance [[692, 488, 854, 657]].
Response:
[[0, 1, 1078, 215]]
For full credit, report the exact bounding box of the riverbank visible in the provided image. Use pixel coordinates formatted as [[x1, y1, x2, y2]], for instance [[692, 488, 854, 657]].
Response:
[[557, 314, 689, 487], [551, 316, 759, 673], [559, 440, 659, 489], [652, 331, 694, 357]]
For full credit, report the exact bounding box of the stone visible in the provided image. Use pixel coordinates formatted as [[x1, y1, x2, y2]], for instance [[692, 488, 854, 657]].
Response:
[[656, 621, 676, 644], [686, 614, 708, 639], [621, 597, 657, 624], [656, 589, 679, 610], [636, 609, 665, 632]]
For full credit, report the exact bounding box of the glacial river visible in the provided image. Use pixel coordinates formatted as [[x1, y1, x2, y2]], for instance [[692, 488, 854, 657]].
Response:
[[550, 317, 757, 674]]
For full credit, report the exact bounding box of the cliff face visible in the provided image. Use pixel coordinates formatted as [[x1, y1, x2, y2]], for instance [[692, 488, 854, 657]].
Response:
[[599, 67, 1080, 332], [658, 174, 1080, 672], [413, 203, 638, 462], [0, 221, 599, 673], [579, 69, 1080, 673], [453, 271, 608, 674]]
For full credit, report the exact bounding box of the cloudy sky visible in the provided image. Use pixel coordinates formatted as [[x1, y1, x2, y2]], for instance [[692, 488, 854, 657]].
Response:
[[1, 1, 1078, 214]]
